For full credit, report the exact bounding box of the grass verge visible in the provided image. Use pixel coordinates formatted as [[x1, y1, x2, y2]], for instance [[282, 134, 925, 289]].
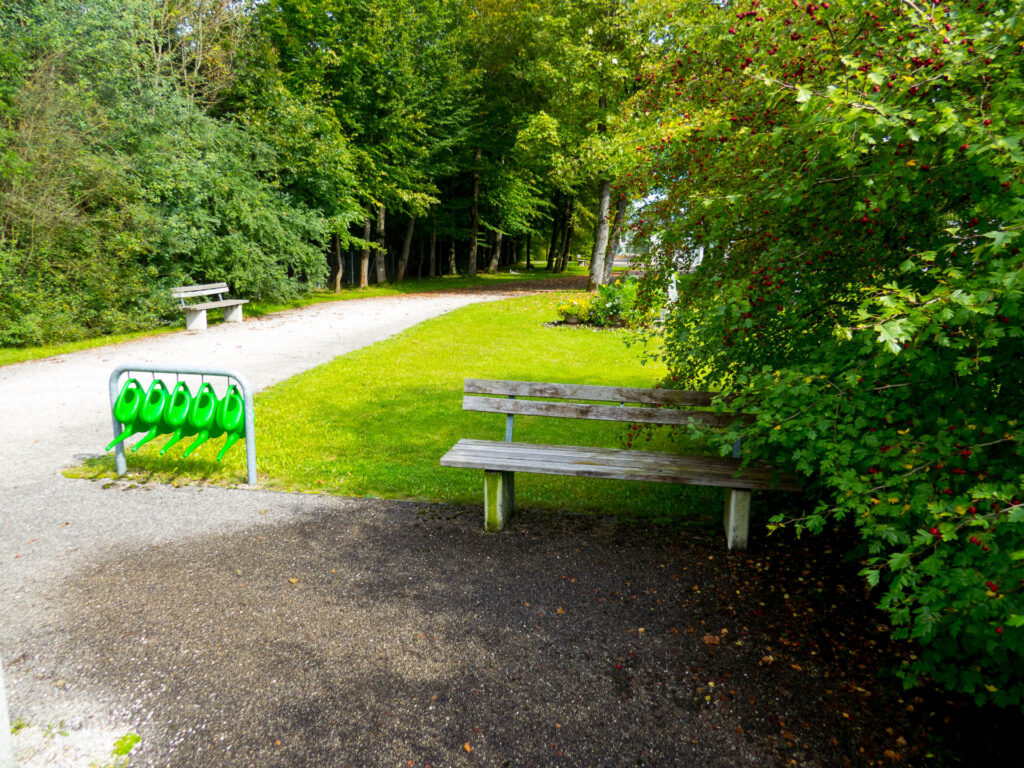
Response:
[[71, 292, 722, 525]]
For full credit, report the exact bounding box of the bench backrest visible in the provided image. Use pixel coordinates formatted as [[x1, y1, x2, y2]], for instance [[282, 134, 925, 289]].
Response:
[[171, 283, 231, 301], [462, 379, 746, 444]]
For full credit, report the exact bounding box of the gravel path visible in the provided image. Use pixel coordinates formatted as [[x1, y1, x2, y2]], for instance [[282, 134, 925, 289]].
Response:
[[0, 291, 510, 766]]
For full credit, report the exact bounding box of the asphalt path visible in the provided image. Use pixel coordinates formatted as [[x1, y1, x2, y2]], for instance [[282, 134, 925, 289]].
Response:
[[0, 287, 772, 767]]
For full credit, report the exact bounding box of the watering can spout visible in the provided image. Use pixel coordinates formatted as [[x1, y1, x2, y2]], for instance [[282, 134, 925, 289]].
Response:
[[183, 430, 210, 458], [132, 426, 161, 452], [160, 429, 186, 455], [106, 427, 134, 451], [217, 432, 242, 462]]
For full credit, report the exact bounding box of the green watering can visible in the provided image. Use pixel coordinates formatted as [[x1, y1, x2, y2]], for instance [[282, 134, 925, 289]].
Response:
[[131, 379, 172, 452], [157, 382, 194, 455], [105, 378, 146, 450], [214, 384, 246, 461], [182, 382, 225, 458]]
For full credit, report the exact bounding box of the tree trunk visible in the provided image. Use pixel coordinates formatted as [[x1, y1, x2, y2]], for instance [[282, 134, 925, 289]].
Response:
[[332, 232, 344, 293], [397, 215, 415, 283], [429, 226, 437, 277], [448, 238, 457, 275], [468, 148, 481, 276], [526, 231, 532, 270], [487, 222, 503, 274], [556, 197, 573, 272], [418, 236, 425, 278], [374, 205, 388, 283], [546, 193, 562, 270], [587, 179, 612, 291], [359, 211, 372, 288], [603, 194, 628, 284], [558, 218, 574, 273]]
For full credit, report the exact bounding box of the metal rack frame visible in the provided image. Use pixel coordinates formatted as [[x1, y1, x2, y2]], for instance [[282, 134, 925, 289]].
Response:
[[108, 363, 257, 485]]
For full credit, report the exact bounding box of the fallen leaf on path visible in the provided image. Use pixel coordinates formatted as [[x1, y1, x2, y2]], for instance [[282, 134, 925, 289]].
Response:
[[702, 634, 720, 645]]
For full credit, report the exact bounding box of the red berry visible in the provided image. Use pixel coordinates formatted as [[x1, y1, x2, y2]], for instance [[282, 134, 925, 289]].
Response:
[[996, 627, 1003, 635]]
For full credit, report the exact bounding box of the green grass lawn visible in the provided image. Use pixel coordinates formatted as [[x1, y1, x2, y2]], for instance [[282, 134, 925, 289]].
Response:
[[0, 264, 591, 368], [74, 292, 723, 525]]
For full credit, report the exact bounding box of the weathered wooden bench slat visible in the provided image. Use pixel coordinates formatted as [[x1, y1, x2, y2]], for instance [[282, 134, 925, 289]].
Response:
[[171, 282, 231, 298], [465, 378, 717, 407], [442, 438, 785, 475], [442, 439, 798, 490], [187, 299, 250, 312], [463, 395, 747, 427]]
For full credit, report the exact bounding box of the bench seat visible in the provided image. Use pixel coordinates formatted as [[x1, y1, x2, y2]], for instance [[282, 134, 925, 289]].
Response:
[[441, 438, 799, 490], [185, 298, 249, 312]]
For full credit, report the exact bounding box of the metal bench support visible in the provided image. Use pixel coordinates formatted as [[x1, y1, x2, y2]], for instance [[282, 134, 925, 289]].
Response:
[[109, 363, 257, 485]]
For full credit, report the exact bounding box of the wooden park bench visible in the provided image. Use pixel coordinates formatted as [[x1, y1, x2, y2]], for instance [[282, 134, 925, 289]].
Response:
[[171, 282, 249, 331], [440, 379, 801, 550]]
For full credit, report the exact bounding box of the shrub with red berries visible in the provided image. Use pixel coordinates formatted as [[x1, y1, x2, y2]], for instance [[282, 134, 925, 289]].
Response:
[[624, 0, 1024, 708]]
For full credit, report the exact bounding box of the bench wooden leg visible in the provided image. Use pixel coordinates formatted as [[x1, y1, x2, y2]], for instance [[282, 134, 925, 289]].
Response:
[[185, 308, 207, 331], [724, 488, 751, 551], [484, 470, 514, 532], [223, 303, 244, 323]]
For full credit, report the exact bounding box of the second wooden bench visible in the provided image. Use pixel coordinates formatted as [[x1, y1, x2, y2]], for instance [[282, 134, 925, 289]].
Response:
[[440, 379, 800, 550], [171, 282, 249, 331]]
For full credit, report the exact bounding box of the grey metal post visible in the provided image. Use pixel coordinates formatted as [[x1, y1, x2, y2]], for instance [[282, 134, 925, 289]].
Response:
[[0, 660, 15, 768], [108, 363, 257, 485], [504, 396, 515, 442]]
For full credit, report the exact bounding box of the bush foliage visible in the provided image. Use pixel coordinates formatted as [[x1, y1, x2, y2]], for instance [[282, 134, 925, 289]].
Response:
[[628, 0, 1024, 707]]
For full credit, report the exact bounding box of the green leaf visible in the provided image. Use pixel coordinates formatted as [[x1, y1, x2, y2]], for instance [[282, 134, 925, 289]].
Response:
[[888, 551, 911, 571], [112, 732, 141, 756]]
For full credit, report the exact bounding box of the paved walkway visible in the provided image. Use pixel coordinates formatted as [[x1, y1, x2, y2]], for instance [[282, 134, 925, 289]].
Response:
[[0, 287, 771, 767]]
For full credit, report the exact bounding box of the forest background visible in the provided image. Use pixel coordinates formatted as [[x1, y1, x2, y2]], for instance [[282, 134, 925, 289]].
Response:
[[2, 0, 1022, 711]]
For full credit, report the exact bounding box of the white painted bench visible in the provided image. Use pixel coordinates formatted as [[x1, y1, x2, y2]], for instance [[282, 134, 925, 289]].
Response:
[[440, 379, 800, 550], [171, 282, 249, 331]]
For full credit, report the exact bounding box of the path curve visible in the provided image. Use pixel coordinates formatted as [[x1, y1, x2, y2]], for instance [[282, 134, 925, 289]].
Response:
[[0, 291, 519, 491]]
